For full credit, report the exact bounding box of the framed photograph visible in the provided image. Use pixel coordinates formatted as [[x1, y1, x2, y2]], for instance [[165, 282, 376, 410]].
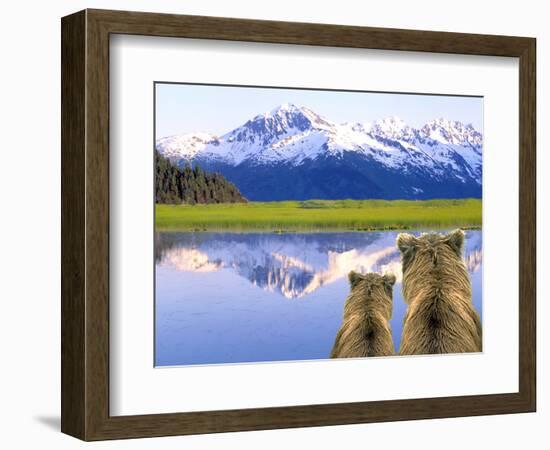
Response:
[[61, 9, 536, 440]]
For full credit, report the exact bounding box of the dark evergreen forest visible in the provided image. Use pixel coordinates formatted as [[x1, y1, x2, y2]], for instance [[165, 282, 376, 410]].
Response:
[[155, 150, 247, 204]]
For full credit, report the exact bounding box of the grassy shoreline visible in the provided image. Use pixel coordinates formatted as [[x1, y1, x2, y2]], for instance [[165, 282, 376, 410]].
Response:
[[155, 199, 482, 232]]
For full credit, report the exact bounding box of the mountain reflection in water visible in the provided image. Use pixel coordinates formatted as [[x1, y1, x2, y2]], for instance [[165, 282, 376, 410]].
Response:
[[155, 231, 482, 366], [156, 232, 481, 299]]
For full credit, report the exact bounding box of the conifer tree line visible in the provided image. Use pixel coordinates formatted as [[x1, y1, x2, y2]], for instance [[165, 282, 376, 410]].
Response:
[[155, 150, 247, 204]]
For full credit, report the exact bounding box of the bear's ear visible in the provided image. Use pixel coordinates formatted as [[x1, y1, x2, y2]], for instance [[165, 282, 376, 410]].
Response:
[[383, 273, 396, 286], [382, 273, 396, 295], [445, 229, 465, 257], [348, 271, 363, 288], [397, 233, 417, 254]]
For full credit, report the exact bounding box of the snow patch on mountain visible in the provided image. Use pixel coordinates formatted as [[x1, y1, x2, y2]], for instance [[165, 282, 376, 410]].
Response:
[[156, 132, 219, 160], [421, 118, 482, 147], [369, 116, 417, 143]]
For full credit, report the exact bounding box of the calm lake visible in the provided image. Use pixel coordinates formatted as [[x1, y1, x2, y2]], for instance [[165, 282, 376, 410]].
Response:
[[155, 230, 482, 366]]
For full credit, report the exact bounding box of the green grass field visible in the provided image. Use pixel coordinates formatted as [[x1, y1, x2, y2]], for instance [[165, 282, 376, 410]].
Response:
[[155, 198, 482, 232]]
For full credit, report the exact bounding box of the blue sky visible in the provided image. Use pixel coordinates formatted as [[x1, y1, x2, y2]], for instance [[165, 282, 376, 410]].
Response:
[[155, 83, 483, 139]]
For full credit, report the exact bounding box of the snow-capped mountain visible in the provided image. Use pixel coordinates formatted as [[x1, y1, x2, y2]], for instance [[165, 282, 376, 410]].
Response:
[[156, 103, 483, 201]]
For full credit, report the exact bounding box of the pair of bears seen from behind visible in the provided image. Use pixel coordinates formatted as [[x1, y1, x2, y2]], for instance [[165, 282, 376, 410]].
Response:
[[331, 229, 482, 357]]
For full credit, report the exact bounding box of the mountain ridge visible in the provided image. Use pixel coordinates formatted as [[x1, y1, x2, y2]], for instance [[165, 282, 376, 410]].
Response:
[[156, 103, 483, 201]]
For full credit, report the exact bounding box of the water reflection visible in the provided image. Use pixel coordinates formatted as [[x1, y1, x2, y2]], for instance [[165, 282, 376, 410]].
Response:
[[156, 231, 481, 299], [155, 230, 482, 366]]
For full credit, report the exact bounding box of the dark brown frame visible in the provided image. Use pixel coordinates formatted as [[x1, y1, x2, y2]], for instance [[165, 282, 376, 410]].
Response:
[[61, 9, 536, 441]]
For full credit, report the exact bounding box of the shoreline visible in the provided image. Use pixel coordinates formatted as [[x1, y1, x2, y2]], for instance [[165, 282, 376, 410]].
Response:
[[155, 225, 482, 233], [156, 228, 482, 233]]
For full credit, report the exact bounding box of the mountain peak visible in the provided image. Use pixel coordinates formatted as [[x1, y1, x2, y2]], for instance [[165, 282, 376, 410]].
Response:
[[227, 104, 337, 149], [268, 102, 301, 116], [421, 118, 482, 146], [264, 104, 334, 129], [370, 116, 415, 141]]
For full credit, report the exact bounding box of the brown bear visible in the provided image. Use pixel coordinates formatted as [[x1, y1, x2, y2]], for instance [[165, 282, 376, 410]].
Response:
[[397, 229, 482, 355], [331, 272, 396, 358]]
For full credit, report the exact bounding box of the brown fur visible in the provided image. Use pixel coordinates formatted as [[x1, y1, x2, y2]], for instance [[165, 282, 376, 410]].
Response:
[[397, 229, 482, 355], [331, 272, 396, 358]]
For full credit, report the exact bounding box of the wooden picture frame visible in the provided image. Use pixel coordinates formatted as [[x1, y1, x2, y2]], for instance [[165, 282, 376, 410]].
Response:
[[61, 9, 536, 441]]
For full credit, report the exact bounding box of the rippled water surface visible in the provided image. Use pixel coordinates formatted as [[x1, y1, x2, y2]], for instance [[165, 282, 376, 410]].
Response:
[[155, 230, 482, 366]]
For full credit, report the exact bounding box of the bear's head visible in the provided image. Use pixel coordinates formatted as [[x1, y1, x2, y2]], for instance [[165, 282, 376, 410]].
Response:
[[396, 229, 465, 274], [396, 230, 469, 305], [346, 271, 396, 318]]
